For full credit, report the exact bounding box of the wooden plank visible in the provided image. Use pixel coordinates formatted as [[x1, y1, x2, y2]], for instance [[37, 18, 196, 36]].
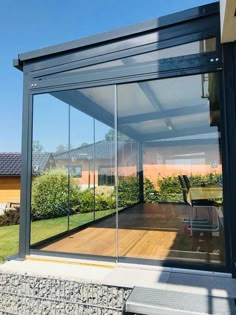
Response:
[[41, 203, 224, 263]]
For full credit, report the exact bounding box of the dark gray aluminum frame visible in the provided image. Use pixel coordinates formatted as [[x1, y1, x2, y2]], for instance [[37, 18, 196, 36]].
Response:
[[14, 2, 236, 276]]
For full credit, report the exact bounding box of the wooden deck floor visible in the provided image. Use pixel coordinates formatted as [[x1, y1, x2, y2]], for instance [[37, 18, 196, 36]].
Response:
[[41, 203, 224, 263]]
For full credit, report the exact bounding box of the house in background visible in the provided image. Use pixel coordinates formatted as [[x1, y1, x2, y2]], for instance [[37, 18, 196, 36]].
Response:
[[54, 140, 138, 188], [54, 138, 221, 190], [0, 153, 54, 206]]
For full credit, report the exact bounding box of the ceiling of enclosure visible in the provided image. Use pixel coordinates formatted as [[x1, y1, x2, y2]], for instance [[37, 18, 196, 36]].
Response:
[[51, 72, 219, 144]]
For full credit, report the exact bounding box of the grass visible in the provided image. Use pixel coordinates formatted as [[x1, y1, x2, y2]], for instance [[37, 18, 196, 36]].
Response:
[[0, 224, 19, 261], [0, 209, 114, 261]]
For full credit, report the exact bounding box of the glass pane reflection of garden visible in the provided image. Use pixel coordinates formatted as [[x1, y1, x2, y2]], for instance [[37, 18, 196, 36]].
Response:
[[31, 73, 224, 265]]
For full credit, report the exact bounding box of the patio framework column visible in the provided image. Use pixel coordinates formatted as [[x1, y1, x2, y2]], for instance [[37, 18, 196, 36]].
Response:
[[19, 73, 33, 259], [222, 42, 236, 277], [138, 143, 144, 203]]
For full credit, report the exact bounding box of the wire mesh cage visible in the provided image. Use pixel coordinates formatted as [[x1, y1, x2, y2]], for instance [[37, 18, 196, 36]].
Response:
[[0, 271, 132, 315]]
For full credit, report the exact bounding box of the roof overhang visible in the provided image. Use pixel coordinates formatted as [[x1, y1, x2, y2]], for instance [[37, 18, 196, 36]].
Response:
[[13, 2, 219, 71], [220, 0, 236, 43]]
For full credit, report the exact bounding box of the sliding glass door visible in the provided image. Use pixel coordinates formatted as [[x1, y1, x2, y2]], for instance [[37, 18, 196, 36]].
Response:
[[117, 73, 224, 265], [30, 71, 224, 266], [31, 85, 117, 258]]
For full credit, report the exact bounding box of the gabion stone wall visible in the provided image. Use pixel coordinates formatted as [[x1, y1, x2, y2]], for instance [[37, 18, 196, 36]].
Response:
[[0, 271, 132, 315]]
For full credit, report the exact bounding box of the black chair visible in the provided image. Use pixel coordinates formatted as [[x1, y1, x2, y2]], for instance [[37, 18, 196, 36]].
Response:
[[178, 175, 207, 220], [183, 175, 201, 219], [178, 175, 190, 205], [178, 175, 220, 234], [181, 174, 211, 221], [183, 175, 191, 190], [190, 199, 220, 233]]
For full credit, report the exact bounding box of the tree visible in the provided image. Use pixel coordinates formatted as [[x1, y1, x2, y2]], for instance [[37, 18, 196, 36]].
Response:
[[55, 144, 67, 154], [104, 129, 130, 141], [80, 143, 89, 147], [55, 144, 75, 153], [32, 140, 44, 152]]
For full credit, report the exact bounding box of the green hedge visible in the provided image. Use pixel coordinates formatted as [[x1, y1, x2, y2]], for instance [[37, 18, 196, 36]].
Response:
[[144, 173, 222, 203], [157, 176, 183, 203], [190, 173, 221, 186], [32, 169, 80, 219], [31, 168, 222, 220], [32, 169, 116, 219], [74, 190, 116, 213], [118, 176, 139, 207], [144, 178, 159, 203]]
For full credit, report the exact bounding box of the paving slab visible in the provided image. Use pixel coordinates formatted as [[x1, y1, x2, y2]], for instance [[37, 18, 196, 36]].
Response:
[[1, 256, 236, 300], [0, 259, 113, 283], [103, 267, 170, 289]]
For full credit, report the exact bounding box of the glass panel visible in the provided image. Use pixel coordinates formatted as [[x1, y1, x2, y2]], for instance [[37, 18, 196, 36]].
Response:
[[95, 120, 116, 223], [31, 94, 69, 246], [117, 73, 224, 265], [31, 72, 224, 266], [124, 37, 216, 64], [39, 38, 216, 80], [31, 86, 116, 257], [76, 38, 216, 71], [57, 107, 95, 232], [117, 135, 139, 209]]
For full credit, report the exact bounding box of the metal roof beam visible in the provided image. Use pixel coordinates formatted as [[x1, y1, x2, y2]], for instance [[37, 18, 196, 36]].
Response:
[[140, 126, 218, 142], [118, 104, 208, 125]]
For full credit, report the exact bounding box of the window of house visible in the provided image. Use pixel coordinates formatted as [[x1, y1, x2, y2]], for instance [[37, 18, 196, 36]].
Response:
[[69, 165, 82, 178]]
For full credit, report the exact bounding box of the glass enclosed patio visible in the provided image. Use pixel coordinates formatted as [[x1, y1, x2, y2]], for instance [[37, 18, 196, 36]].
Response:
[[14, 2, 236, 274]]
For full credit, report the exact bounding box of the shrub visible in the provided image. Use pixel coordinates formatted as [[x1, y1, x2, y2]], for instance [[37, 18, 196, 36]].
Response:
[[77, 189, 94, 213], [105, 196, 116, 209], [144, 178, 159, 203], [95, 195, 110, 210], [32, 168, 80, 219], [156, 173, 222, 203], [190, 173, 221, 186], [157, 176, 183, 203], [72, 189, 116, 213], [118, 176, 139, 207], [0, 208, 20, 226]]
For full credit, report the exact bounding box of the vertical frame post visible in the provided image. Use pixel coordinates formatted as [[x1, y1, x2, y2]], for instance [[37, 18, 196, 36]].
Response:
[[222, 42, 236, 277], [67, 104, 70, 231], [114, 84, 119, 261], [138, 143, 144, 203], [19, 74, 33, 259]]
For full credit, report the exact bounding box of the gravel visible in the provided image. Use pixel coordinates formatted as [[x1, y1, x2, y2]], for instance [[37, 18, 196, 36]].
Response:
[[0, 271, 132, 315]]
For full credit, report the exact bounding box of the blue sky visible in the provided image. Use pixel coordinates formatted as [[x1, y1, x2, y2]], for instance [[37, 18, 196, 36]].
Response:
[[0, 0, 216, 152]]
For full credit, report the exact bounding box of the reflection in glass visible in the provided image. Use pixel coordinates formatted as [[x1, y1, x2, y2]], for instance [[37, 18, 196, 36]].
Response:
[[54, 106, 95, 231], [31, 94, 69, 246], [39, 38, 216, 80], [117, 73, 224, 265], [31, 86, 116, 257], [95, 120, 116, 221], [31, 72, 224, 266]]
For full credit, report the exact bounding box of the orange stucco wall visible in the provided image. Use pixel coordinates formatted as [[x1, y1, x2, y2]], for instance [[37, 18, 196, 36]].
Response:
[[143, 144, 222, 187], [0, 176, 21, 204], [144, 164, 222, 188], [0, 140, 222, 204], [56, 142, 222, 189]]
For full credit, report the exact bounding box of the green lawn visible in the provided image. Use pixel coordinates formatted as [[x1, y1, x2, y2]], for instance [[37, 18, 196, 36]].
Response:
[[0, 209, 114, 261]]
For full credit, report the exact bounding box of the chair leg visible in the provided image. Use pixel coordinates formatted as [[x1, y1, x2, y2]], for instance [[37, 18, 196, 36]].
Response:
[[190, 206, 193, 236], [190, 206, 220, 232], [183, 205, 209, 224]]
